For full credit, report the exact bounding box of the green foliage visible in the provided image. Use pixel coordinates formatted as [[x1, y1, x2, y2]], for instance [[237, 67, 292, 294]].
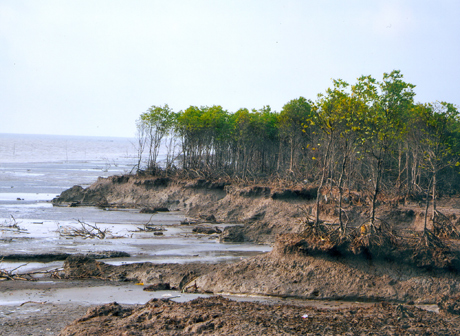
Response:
[[134, 71, 460, 205], [137, 104, 176, 170]]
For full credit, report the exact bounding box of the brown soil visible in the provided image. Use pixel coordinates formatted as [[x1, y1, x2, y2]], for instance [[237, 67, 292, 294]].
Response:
[[0, 279, 125, 336], [1, 302, 92, 336], [63, 255, 220, 290], [184, 240, 460, 304], [52, 174, 460, 243], [58, 296, 460, 335], [63, 236, 460, 305], [44, 174, 460, 335]]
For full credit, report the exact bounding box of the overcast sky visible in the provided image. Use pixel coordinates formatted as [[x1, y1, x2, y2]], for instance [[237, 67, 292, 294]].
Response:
[[1, 0, 459, 137]]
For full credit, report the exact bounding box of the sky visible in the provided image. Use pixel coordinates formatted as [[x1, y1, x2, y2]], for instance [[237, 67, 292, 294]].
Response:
[[1, 0, 459, 137]]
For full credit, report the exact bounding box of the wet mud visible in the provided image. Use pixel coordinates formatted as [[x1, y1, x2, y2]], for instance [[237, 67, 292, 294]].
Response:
[[59, 296, 460, 336], [5, 174, 460, 334]]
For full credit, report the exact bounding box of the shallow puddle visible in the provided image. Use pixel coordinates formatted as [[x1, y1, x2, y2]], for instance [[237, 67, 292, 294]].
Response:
[[0, 282, 212, 306], [0, 280, 440, 313], [1, 206, 271, 275]]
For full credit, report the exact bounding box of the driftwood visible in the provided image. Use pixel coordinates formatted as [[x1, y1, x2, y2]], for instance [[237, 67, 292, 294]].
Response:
[[59, 220, 109, 239], [180, 218, 199, 225], [131, 214, 167, 233], [0, 215, 28, 233], [0, 262, 36, 281], [192, 226, 222, 235], [135, 225, 166, 232]]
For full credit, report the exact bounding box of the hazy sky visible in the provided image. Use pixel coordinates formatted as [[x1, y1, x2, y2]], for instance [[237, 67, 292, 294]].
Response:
[[1, 1, 459, 137]]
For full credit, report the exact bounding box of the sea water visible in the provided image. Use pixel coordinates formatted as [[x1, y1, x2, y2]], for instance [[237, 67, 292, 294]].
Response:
[[0, 133, 270, 273]]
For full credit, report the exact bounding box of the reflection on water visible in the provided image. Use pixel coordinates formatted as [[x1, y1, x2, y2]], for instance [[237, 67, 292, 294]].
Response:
[[0, 133, 272, 314], [0, 212, 271, 274], [0, 134, 271, 276]]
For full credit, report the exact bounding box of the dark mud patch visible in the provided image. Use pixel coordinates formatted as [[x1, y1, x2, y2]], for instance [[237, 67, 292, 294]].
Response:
[[192, 226, 222, 234], [143, 283, 175, 291], [219, 225, 246, 243], [1, 302, 92, 336], [0, 251, 130, 262], [63, 255, 220, 290], [184, 234, 460, 304], [271, 187, 318, 200], [59, 296, 460, 335]]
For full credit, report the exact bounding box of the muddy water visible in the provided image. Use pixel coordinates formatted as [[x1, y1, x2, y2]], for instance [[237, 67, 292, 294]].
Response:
[[0, 134, 272, 313], [0, 210, 270, 274], [0, 282, 213, 306], [0, 134, 270, 271], [1, 135, 438, 315]]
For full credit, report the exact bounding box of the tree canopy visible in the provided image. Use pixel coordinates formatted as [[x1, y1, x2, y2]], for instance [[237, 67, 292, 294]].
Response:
[[135, 71, 460, 207]]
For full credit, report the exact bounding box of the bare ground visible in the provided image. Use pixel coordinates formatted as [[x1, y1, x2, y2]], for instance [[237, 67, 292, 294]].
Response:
[[58, 296, 460, 336], [10, 175, 459, 334]]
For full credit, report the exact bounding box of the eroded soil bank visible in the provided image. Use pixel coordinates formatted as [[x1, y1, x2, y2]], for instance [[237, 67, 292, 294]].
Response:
[[56, 247, 460, 335], [52, 174, 460, 243], [48, 174, 460, 334], [59, 296, 460, 336]]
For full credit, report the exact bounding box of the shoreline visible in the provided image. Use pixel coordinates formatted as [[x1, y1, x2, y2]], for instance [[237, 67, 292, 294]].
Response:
[[4, 172, 460, 334]]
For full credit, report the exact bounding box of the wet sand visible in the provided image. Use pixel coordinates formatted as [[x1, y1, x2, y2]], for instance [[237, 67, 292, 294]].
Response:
[[4, 277, 429, 336], [1, 207, 271, 335]]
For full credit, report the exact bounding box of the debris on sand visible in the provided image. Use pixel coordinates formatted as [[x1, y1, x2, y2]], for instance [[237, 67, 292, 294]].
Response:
[[134, 224, 167, 233], [0, 263, 36, 281], [58, 296, 460, 335], [438, 294, 460, 315], [143, 283, 176, 291], [192, 226, 222, 235], [58, 220, 111, 239], [1, 215, 28, 233]]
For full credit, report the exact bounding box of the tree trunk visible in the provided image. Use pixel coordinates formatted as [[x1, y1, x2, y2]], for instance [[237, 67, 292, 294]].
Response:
[[315, 134, 333, 225], [370, 156, 382, 226], [432, 169, 437, 220], [337, 153, 348, 233], [424, 177, 432, 232], [396, 144, 402, 191]]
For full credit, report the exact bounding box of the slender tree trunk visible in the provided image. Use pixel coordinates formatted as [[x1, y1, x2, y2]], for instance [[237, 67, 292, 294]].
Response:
[[136, 125, 147, 172], [337, 152, 348, 233], [315, 133, 333, 225], [396, 144, 402, 190], [424, 177, 432, 232], [370, 156, 382, 226], [432, 169, 437, 217], [276, 141, 282, 172], [405, 150, 410, 199], [411, 153, 418, 194]]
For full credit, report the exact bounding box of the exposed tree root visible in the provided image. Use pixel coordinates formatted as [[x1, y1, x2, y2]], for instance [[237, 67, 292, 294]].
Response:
[[409, 229, 458, 269], [283, 216, 460, 271], [350, 218, 399, 259], [433, 210, 460, 239]]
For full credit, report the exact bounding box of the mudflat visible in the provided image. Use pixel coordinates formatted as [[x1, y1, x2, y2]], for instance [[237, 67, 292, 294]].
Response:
[[4, 174, 460, 335]]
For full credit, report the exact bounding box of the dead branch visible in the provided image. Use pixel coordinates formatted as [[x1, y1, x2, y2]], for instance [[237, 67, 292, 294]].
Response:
[[0, 263, 37, 281], [59, 220, 109, 239], [135, 225, 167, 232], [0, 215, 28, 233], [433, 210, 460, 239]]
